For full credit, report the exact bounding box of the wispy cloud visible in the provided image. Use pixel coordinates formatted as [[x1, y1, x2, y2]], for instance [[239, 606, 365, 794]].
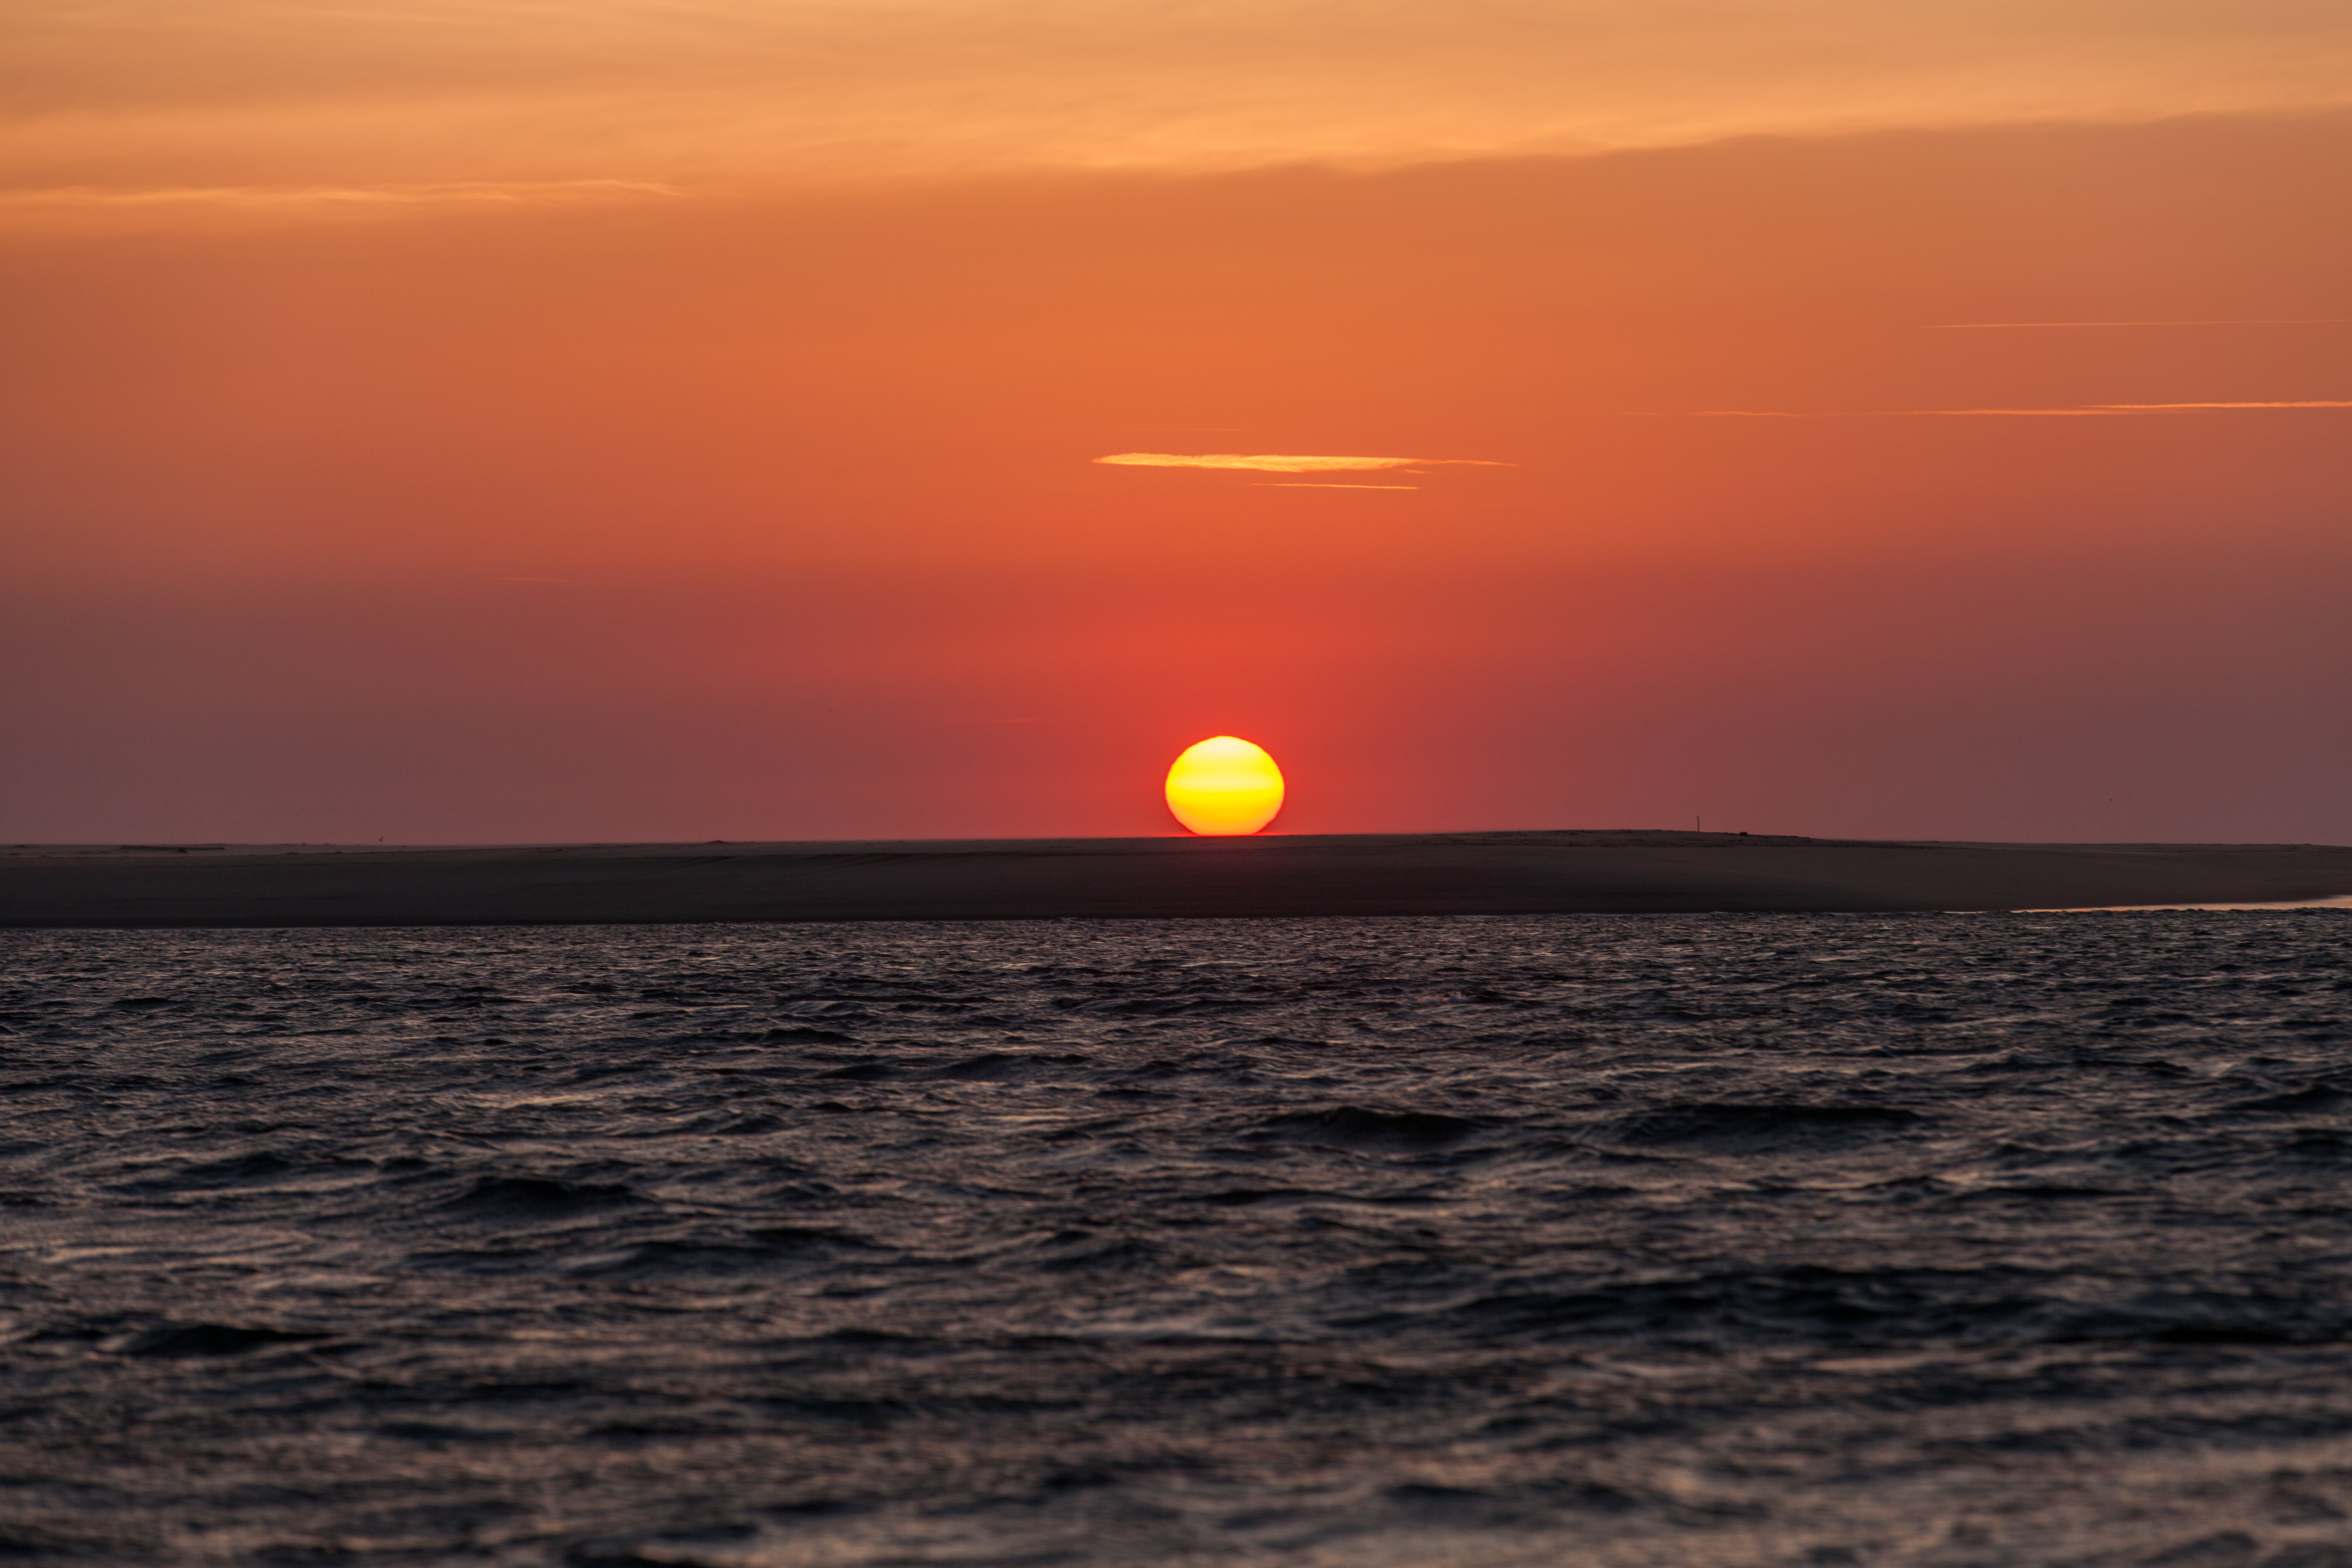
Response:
[[1929, 319, 2352, 329], [1253, 482, 1419, 489], [2097, 400, 2352, 410], [11, 3, 2352, 197], [1690, 401, 2352, 418], [0, 181, 677, 216], [1095, 453, 1507, 472], [1691, 408, 2115, 418]]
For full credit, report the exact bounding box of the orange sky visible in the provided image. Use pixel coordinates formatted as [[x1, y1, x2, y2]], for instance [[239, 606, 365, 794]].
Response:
[[3, 4, 2349, 843]]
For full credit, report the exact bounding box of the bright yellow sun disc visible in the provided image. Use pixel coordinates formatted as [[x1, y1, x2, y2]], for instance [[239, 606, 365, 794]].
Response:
[[1164, 736, 1285, 836]]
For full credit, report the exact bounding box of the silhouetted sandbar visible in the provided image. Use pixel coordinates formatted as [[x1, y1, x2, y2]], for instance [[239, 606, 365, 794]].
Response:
[[5, 832, 2350, 928]]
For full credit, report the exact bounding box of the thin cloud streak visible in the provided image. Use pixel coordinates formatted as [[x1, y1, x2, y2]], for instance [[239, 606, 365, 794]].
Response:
[[1689, 408, 2122, 418], [1928, 318, 2352, 329], [1095, 453, 1508, 472], [1689, 402, 2352, 418], [0, 181, 679, 229], [1, 181, 677, 209], [2098, 400, 2352, 410], [1252, 483, 1419, 489]]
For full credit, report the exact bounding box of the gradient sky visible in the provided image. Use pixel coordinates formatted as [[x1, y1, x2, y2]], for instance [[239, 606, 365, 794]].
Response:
[[4, 2, 2348, 844]]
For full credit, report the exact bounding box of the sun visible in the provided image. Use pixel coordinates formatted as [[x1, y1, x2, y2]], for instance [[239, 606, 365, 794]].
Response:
[[1164, 736, 1285, 836]]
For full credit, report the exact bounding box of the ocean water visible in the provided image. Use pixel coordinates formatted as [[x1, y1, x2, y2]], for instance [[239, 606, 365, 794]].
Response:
[[3, 913, 2349, 1568]]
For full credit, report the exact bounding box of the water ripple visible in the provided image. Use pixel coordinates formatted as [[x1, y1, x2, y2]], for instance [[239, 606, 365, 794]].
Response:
[[1, 912, 2348, 1565]]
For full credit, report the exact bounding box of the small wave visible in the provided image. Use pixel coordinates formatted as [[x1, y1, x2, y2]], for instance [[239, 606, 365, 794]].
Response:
[[573, 1228, 873, 1280], [1602, 1102, 1926, 1152], [440, 1175, 649, 1222], [110, 1322, 332, 1357], [1256, 1105, 1478, 1148]]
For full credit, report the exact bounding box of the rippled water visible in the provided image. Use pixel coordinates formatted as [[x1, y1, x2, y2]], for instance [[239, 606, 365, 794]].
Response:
[[3, 913, 2350, 1567]]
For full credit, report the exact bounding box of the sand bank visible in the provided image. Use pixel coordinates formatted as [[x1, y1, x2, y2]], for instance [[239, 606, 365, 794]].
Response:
[[5, 831, 2349, 927]]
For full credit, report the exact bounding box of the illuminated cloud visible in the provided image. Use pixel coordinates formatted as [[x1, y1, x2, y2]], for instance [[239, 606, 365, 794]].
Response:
[[1254, 483, 1419, 490], [1096, 453, 1504, 472], [8, 2, 2349, 208]]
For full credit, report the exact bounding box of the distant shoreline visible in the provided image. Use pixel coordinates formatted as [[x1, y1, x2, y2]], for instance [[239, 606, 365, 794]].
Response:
[[5, 831, 2349, 928]]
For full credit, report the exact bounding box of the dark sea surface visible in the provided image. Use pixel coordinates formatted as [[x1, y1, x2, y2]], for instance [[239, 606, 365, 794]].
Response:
[[4, 914, 2351, 1568]]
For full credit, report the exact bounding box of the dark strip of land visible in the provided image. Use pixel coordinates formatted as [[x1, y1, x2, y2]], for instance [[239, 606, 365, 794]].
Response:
[[4, 832, 2349, 927]]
